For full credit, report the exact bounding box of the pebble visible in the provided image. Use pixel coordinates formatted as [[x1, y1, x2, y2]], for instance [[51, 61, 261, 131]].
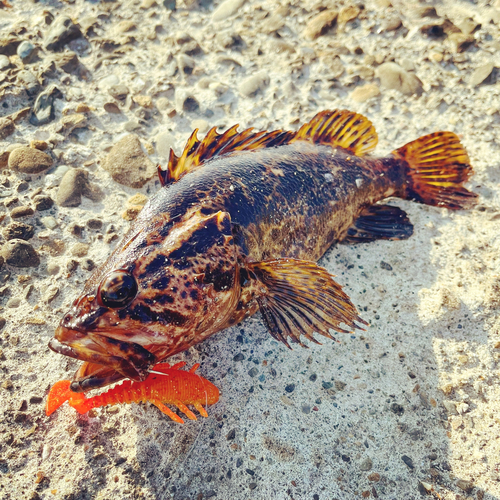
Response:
[[0, 54, 10, 70], [30, 140, 49, 151], [104, 102, 122, 114], [338, 5, 360, 25], [390, 402, 404, 415], [44, 15, 83, 51], [7, 298, 21, 308], [41, 216, 58, 230], [469, 63, 494, 87], [44, 286, 59, 303], [3, 222, 35, 241], [33, 195, 54, 211], [303, 10, 338, 40], [212, 0, 246, 22], [239, 72, 269, 97], [11, 206, 35, 219], [0, 37, 21, 56], [449, 33, 474, 53], [133, 95, 153, 108], [108, 83, 129, 100], [1, 240, 40, 267], [128, 193, 148, 206], [8, 147, 53, 174], [359, 458, 373, 471], [58, 113, 87, 134], [0, 317, 5, 330], [284, 383, 295, 393], [163, 0, 176, 10], [53, 52, 80, 74], [183, 96, 200, 112], [17, 41, 36, 64], [16, 70, 41, 97], [30, 85, 63, 126], [46, 262, 60, 275], [401, 455, 414, 469], [350, 83, 380, 103], [102, 134, 156, 188], [71, 243, 89, 257], [0, 118, 15, 140], [86, 218, 103, 230], [456, 479, 473, 493], [122, 206, 143, 221], [375, 62, 422, 95], [56, 168, 93, 207], [81, 258, 95, 271], [368, 473, 380, 482]]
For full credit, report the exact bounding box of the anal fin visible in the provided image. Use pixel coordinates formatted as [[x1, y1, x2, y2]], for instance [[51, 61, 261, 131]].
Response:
[[246, 258, 366, 348], [344, 204, 413, 244]]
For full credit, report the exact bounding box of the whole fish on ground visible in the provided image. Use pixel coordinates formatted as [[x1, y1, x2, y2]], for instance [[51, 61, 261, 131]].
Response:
[[49, 109, 476, 392]]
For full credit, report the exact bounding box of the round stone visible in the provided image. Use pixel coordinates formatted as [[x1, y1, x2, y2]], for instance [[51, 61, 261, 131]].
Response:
[[1, 239, 40, 267], [8, 147, 53, 174]]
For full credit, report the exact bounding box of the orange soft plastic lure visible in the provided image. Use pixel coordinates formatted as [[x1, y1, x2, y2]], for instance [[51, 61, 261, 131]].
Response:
[[46, 362, 220, 424]]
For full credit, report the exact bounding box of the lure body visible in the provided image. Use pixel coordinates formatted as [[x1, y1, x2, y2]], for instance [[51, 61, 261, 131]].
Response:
[[46, 362, 219, 423], [48, 109, 476, 392]]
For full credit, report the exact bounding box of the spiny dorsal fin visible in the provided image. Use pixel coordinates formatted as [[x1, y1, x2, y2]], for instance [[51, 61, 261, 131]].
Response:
[[158, 110, 378, 186], [291, 109, 378, 156], [247, 258, 367, 348]]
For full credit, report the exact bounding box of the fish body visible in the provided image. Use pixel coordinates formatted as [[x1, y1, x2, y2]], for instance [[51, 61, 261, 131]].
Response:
[[45, 362, 219, 423], [49, 110, 476, 391]]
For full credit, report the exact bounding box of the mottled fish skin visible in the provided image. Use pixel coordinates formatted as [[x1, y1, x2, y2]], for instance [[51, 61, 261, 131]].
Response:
[[51, 142, 399, 381], [49, 110, 475, 391]]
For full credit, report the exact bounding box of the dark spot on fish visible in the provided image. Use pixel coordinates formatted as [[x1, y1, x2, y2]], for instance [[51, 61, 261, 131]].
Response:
[[170, 218, 226, 268], [171, 287, 178, 293], [130, 303, 155, 323], [145, 254, 170, 274], [152, 276, 171, 290], [155, 294, 174, 305], [190, 289, 199, 300], [181, 291, 187, 299], [204, 265, 234, 292], [160, 309, 188, 326]]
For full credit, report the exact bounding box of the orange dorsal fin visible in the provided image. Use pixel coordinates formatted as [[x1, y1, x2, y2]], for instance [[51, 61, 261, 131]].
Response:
[[46, 380, 72, 416], [291, 109, 378, 156], [158, 110, 378, 186]]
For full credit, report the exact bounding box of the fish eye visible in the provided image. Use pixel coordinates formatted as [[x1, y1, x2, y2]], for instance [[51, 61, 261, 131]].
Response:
[[99, 270, 138, 309]]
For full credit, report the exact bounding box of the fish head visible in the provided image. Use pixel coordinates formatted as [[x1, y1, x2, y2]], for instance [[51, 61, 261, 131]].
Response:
[[49, 210, 241, 388]]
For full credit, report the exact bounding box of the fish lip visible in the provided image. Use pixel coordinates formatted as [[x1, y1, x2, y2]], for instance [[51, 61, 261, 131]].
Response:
[[50, 326, 156, 383], [48, 338, 81, 359]]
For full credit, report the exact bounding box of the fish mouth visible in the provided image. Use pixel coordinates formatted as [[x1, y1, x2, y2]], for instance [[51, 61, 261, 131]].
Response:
[[49, 326, 156, 390]]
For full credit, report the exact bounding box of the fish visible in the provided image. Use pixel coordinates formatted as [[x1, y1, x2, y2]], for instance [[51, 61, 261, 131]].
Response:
[[48, 109, 476, 392], [45, 362, 219, 423]]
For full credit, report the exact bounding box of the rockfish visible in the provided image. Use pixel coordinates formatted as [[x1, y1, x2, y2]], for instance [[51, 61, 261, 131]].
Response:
[[49, 110, 476, 391]]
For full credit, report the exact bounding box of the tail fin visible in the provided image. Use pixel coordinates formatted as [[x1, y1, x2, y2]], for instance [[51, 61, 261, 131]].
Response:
[[393, 132, 477, 210], [46, 380, 72, 416]]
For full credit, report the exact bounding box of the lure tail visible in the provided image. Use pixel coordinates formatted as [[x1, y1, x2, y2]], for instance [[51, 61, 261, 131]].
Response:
[[393, 131, 477, 210], [46, 380, 72, 416], [46, 380, 88, 415]]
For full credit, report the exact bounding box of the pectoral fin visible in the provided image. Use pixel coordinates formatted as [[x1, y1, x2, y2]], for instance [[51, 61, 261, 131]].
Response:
[[344, 204, 414, 243], [246, 258, 366, 348]]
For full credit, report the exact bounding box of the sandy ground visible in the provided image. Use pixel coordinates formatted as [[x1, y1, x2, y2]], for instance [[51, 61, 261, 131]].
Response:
[[1, 0, 500, 499]]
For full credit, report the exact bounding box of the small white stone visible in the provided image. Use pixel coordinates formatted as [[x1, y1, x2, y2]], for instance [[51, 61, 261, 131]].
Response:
[[212, 0, 246, 22], [41, 216, 58, 230]]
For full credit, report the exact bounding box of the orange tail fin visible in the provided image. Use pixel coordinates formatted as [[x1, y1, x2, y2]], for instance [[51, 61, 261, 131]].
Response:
[[46, 380, 72, 416], [393, 131, 477, 210]]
